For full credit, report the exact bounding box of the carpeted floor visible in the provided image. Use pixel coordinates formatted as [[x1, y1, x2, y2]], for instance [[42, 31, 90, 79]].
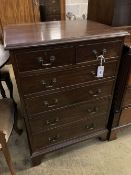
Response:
[[0, 65, 131, 175], [1, 125, 131, 175]]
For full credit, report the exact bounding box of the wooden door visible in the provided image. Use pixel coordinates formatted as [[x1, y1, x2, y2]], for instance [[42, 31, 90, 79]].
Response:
[[0, 0, 40, 26]]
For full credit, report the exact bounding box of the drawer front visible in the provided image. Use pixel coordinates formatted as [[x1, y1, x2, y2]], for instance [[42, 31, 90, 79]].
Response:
[[16, 46, 75, 72], [29, 97, 110, 134], [76, 40, 122, 63], [119, 107, 131, 125], [21, 60, 118, 95], [123, 87, 131, 107], [31, 114, 107, 151], [25, 80, 114, 115]]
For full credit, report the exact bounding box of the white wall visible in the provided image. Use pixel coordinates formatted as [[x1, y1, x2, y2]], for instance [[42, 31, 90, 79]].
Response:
[[66, 0, 88, 20]]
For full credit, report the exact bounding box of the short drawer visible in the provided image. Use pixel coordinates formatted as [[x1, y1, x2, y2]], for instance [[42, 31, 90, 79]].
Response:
[[29, 97, 110, 134], [76, 40, 122, 63], [123, 87, 131, 106], [25, 80, 114, 115], [15, 46, 75, 72], [119, 107, 131, 125], [31, 114, 107, 151], [21, 60, 118, 95]]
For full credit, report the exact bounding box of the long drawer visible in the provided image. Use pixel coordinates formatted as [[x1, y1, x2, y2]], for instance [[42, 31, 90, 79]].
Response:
[[31, 114, 107, 151], [25, 80, 114, 115], [29, 97, 110, 134], [15, 46, 76, 72], [21, 60, 118, 96]]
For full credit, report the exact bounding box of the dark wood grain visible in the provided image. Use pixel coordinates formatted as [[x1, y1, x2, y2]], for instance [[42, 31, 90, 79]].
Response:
[[76, 40, 122, 63], [31, 114, 108, 152], [29, 97, 110, 134], [20, 60, 118, 96], [88, 0, 114, 26], [25, 80, 114, 115], [112, 0, 131, 26], [15, 46, 75, 72], [128, 71, 131, 85], [39, 0, 64, 21], [88, 0, 131, 27], [4, 20, 128, 50]]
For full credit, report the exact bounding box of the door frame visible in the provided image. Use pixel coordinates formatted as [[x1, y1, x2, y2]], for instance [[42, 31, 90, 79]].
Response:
[[60, 0, 66, 20]]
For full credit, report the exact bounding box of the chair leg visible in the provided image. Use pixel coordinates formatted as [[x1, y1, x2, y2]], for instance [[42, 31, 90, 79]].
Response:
[[13, 102, 23, 135], [0, 81, 6, 98], [4, 72, 14, 100], [1, 134, 16, 175], [2, 71, 23, 135]]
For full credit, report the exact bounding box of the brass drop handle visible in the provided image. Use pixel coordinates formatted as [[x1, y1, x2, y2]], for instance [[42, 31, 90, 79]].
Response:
[[92, 50, 98, 58], [90, 71, 96, 76], [103, 49, 107, 56], [38, 55, 56, 67], [92, 49, 107, 59], [50, 56, 56, 63], [92, 49, 107, 67], [48, 134, 60, 143], [46, 118, 59, 126], [85, 123, 94, 130], [90, 70, 97, 77], [88, 89, 102, 97], [44, 98, 58, 108], [42, 78, 57, 88], [87, 107, 99, 114], [38, 57, 51, 67]]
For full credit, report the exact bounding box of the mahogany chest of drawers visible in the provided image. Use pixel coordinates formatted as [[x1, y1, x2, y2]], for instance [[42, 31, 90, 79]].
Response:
[[4, 20, 128, 165]]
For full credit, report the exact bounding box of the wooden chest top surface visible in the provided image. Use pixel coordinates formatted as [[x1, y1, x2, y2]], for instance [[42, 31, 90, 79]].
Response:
[[4, 20, 128, 50]]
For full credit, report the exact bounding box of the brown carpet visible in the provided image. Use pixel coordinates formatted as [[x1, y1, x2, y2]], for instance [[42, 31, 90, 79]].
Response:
[[0, 65, 131, 175], [1, 126, 131, 175]]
